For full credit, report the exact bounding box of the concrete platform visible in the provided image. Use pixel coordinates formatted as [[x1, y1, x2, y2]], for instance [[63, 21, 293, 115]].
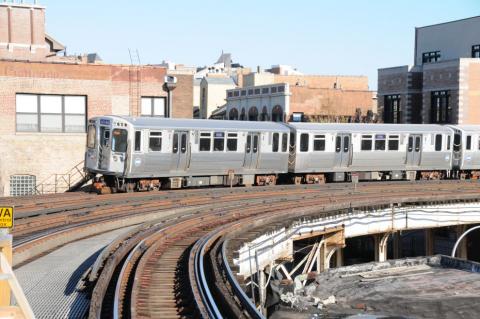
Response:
[[275, 255, 480, 319], [15, 227, 134, 318]]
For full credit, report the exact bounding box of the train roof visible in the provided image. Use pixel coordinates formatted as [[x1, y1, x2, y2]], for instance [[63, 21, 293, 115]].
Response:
[[288, 123, 454, 133], [449, 125, 480, 133], [98, 116, 290, 132]]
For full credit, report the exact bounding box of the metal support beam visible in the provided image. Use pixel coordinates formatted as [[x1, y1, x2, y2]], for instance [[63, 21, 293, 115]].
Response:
[[374, 232, 391, 262], [425, 228, 435, 256]]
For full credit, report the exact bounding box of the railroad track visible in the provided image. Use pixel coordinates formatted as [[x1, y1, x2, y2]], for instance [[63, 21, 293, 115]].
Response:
[[4, 181, 480, 318], [43, 180, 475, 319]]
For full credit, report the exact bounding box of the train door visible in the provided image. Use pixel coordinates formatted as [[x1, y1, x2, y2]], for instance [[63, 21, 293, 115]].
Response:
[[171, 131, 189, 171], [406, 134, 422, 166], [244, 132, 260, 169], [98, 126, 111, 170], [334, 133, 352, 168], [452, 132, 462, 169]]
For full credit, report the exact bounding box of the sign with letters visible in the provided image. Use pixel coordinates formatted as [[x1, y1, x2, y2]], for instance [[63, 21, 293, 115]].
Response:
[[0, 206, 13, 228]]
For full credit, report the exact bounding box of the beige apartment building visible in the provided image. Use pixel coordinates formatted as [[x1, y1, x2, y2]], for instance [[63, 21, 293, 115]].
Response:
[[199, 75, 236, 119], [378, 16, 480, 124], [225, 71, 376, 122]]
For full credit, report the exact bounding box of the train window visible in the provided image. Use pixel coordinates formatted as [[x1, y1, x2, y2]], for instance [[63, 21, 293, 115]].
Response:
[[112, 129, 128, 153], [253, 135, 259, 153], [300, 133, 309, 152], [103, 130, 110, 146], [314, 135, 325, 151], [227, 133, 237, 151], [200, 132, 212, 151], [375, 134, 386, 151], [181, 134, 187, 153], [213, 132, 225, 151], [388, 135, 399, 151], [149, 132, 162, 152], [343, 136, 350, 152], [172, 133, 178, 153], [272, 133, 279, 152], [415, 136, 421, 152], [466, 135, 472, 150], [246, 135, 251, 153], [453, 134, 461, 152], [282, 133, 288, 152], [447, 135, 451, 150], [361, 135, 372, 151], [87, 125, 96, 148], [335, 136, 341, 152], [435, 134, 442, 151], [408, 136, 413, 152], [134, 131, 142, 152]]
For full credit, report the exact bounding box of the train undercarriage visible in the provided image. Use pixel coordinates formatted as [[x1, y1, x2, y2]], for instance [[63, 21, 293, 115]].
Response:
[[88, 169, 480, 194]]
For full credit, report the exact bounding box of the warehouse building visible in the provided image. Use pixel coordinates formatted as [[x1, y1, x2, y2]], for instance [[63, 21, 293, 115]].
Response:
[[378, 16, 480, 124], [0, 1, 193, 196]]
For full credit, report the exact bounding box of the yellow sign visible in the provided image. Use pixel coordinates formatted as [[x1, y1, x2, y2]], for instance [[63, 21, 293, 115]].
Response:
[[0, 207, 13, 228]]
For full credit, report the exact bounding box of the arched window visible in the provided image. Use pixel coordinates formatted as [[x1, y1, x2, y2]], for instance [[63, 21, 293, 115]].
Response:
[[229, 108, 239, 120], [261, 106, 269, 121], [248, 107, 259, 121], [272, 105, 284, 122], [240, 108, 246, 121]]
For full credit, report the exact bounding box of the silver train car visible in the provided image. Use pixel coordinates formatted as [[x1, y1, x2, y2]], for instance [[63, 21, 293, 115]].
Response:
[[288, 123, 455, 182], [85, 116, 290, 191], [84, 116, 480, 192]]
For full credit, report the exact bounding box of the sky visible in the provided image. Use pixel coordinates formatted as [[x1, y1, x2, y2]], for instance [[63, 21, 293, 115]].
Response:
[[40, 0, 479, 90]]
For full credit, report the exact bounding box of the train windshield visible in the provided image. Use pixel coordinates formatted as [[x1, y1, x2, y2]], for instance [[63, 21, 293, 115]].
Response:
[[112, 129, 128, 153], [87, 125, 96, 148]]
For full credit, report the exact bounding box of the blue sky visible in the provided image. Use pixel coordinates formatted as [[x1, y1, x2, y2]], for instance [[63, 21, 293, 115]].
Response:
[[41, 0, 479, 90]]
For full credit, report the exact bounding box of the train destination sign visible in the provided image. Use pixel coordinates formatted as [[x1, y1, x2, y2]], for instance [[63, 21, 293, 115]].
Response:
[[0, 206, 13, 228]]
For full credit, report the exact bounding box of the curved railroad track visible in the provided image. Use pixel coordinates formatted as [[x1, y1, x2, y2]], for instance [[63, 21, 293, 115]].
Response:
[[4, 181, 480, 318]]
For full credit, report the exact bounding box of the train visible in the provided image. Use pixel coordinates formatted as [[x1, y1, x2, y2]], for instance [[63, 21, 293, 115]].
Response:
[[84, 115, 480, 192]]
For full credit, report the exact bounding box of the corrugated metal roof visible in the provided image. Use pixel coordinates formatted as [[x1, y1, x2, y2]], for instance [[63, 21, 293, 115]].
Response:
[[100, 116, 290, 132], [288, 123, 455, 133]]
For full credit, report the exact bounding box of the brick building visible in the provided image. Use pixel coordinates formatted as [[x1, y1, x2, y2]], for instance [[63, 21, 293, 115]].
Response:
[[225, 71, 376, 122], [378, 16, 480, 124], [0, 1, 193, 196]]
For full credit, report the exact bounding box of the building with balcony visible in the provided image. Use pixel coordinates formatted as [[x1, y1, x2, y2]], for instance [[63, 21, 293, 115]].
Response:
[[378, 16, 480, 124]]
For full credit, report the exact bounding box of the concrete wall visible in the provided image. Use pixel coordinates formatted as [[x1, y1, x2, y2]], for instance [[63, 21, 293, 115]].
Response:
[[274, 74, 369, 91], [415, 16, 480, 66]]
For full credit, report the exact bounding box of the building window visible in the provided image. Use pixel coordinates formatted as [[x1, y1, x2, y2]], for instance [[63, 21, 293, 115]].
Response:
[[241, 90, 246, 96], [248, 89, 254, 95], [229, 108, 239, 120], [10, 175, 36, 196], [422, 51, 441, 63], [278, 86, 285, 92], [141, 97, 167, 117], [16, 94, 86, 133], [233, 91, 240, 97], [383, 95, 401, 123], [227, 91, 233, 98], [272, 105, 283, 122], [262, 88, 269, 94], [271, 87, 277, 94], [472, 45, 480, 58], [254, 88, 260, 95], [431, 91, 451, 124], [248, 107, 258, 121]]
